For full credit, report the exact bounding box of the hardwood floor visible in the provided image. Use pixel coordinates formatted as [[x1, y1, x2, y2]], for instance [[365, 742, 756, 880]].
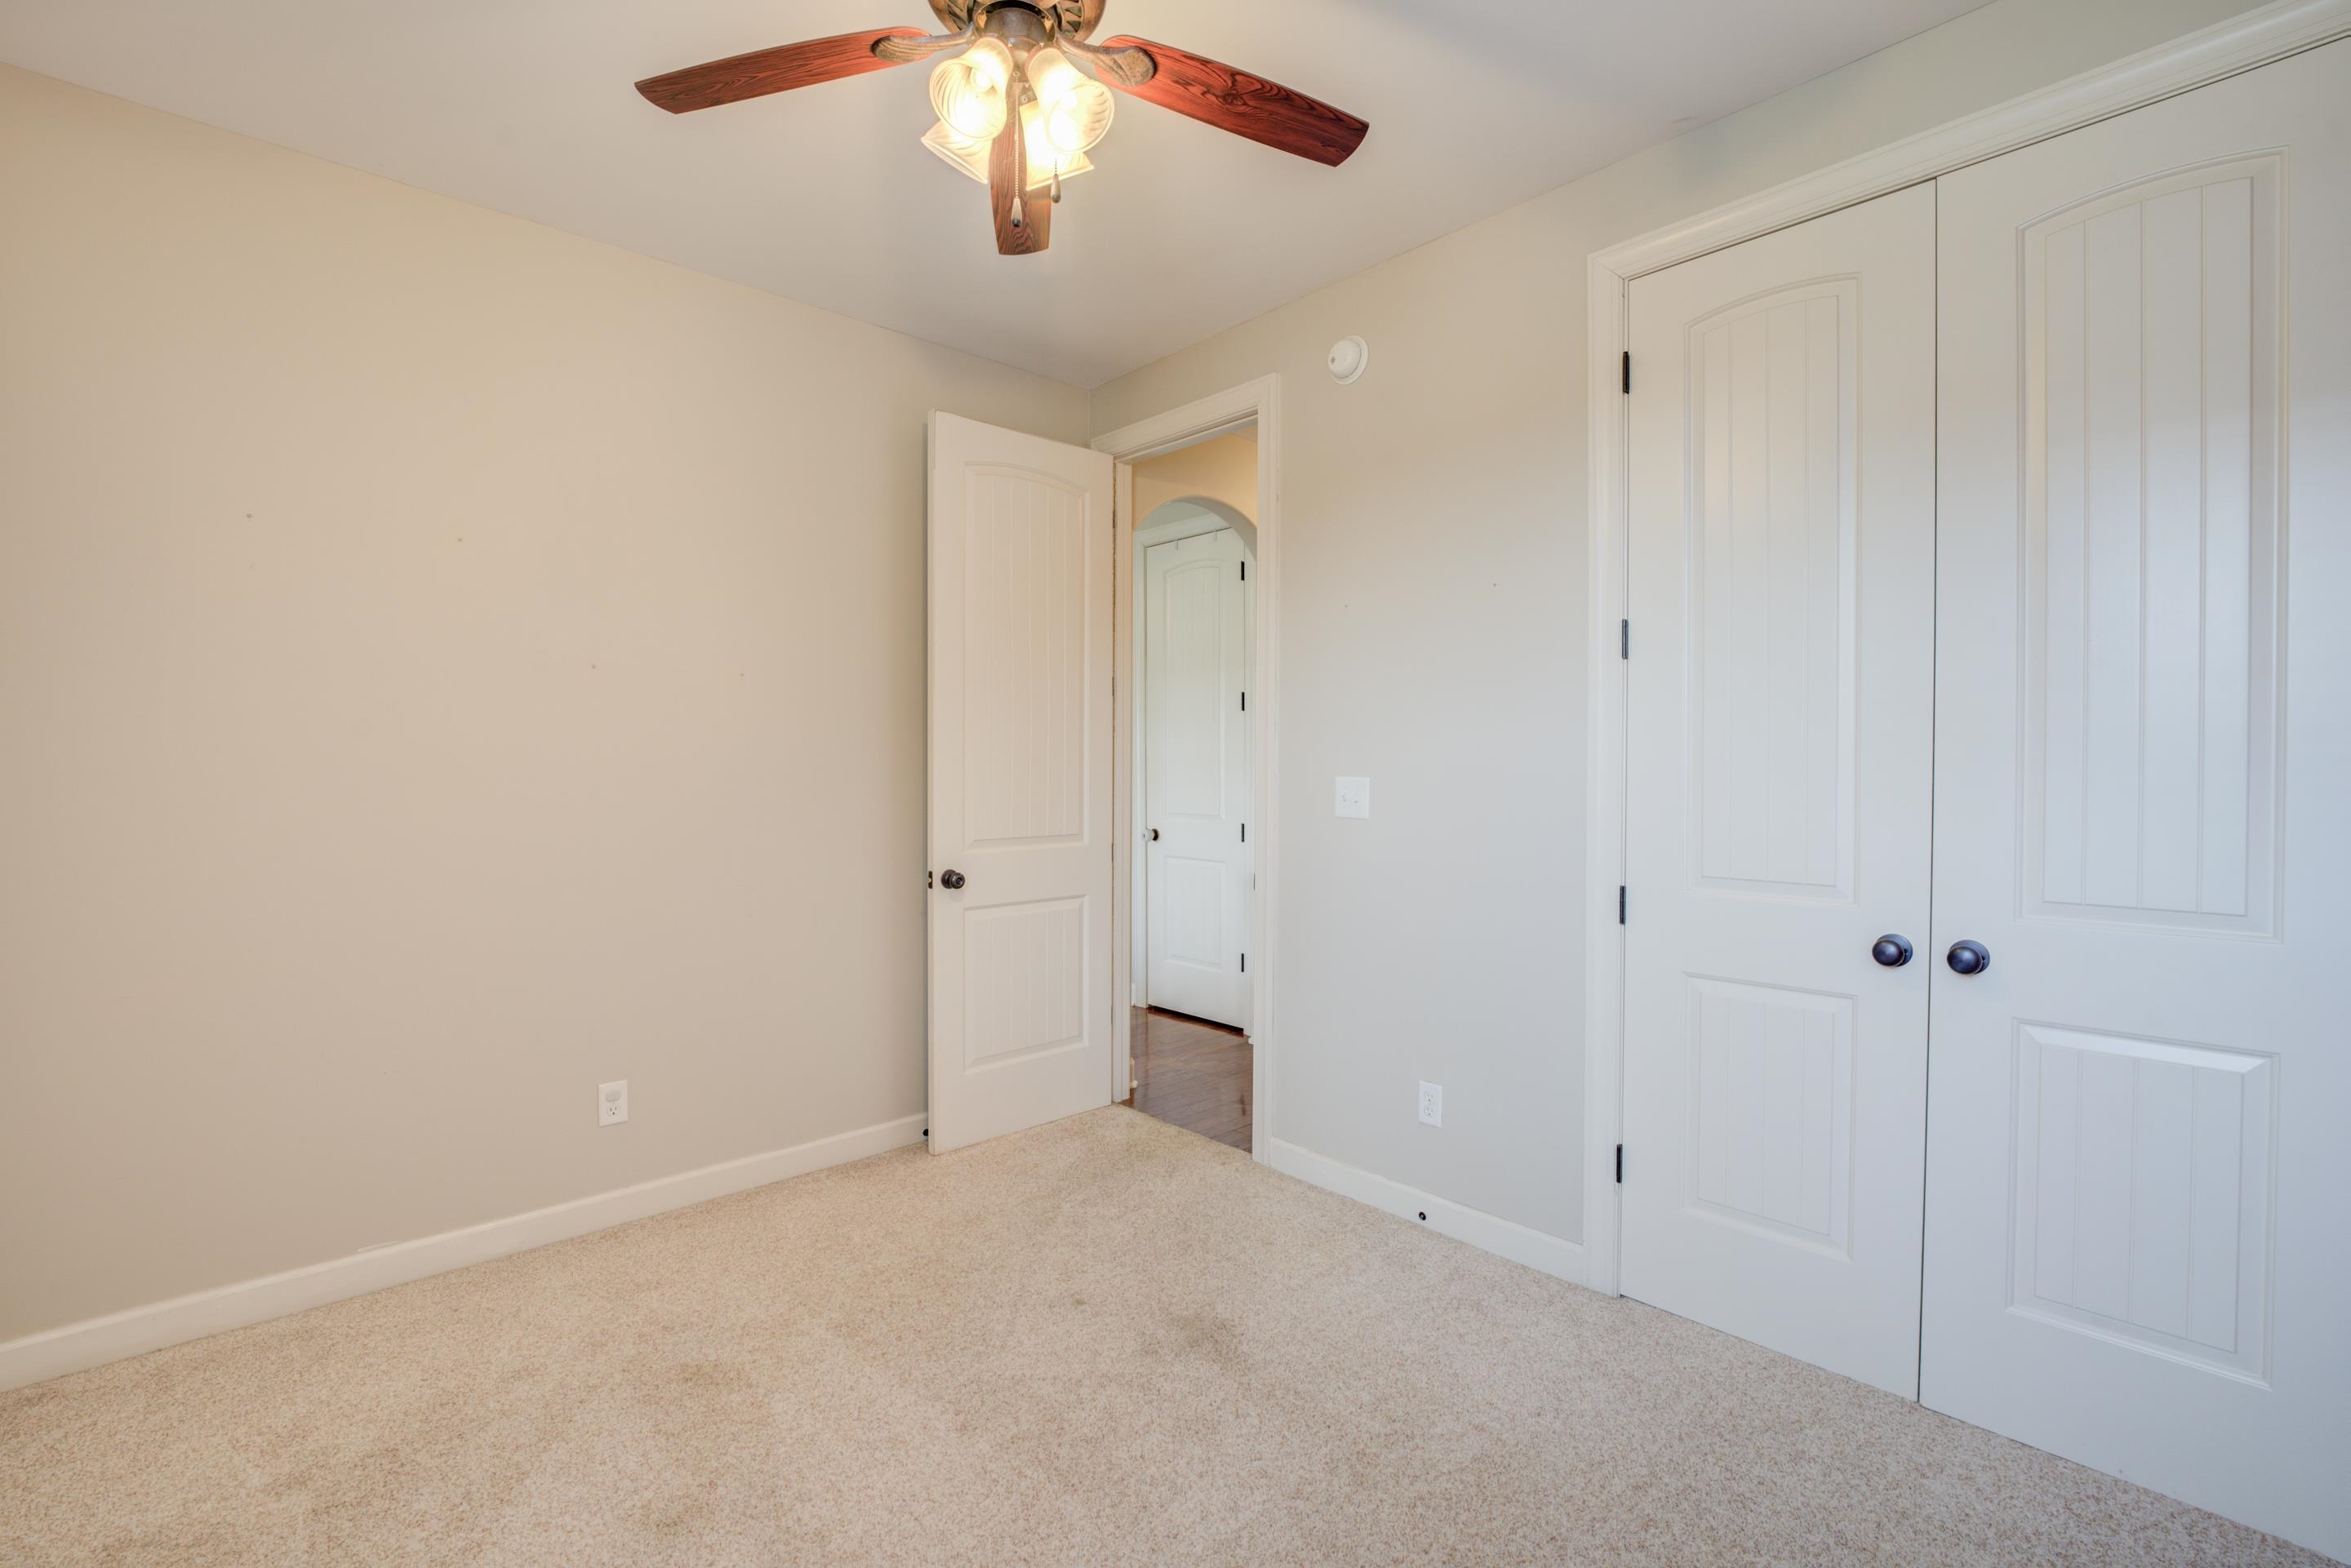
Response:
[[1128, 1006, 1251, 1152]]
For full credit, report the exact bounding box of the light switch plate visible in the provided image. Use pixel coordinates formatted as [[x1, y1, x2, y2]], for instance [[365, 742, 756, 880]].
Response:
[[1335, 776, 1371, 818]]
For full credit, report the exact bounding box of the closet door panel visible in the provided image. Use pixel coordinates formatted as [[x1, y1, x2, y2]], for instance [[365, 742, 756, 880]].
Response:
[[1926, 40, 2349, 1563], [1621, 182, 1937, 1397]]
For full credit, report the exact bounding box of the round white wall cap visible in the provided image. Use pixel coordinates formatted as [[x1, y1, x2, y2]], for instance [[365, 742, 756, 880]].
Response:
[[1327, 335, 1369, 384]]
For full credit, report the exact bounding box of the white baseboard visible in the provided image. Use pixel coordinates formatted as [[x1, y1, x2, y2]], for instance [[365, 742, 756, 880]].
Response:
[[1265, 1139, 1584, 1285], [0, 1112, 927, 1393]]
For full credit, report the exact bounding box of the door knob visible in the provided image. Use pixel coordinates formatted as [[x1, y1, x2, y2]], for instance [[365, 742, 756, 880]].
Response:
[[1946, 939, 1990, 975], [1871, 935, 1913, 968], [1149, 828, 1160, 841], [940, 869, 967, 890]]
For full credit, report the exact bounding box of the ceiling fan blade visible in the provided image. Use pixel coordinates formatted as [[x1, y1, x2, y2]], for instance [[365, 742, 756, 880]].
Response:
[[636, 27, 928, 114], [1061, 36, 1153, 89], [1096, 38, 1367, 167], [990, 110, 1051, 255]]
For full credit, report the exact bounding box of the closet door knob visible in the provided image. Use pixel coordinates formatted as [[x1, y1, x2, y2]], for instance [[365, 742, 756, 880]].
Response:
[[1946, 939, 1990, 975], [940, 869, 967, 891], [1871, 935, 1913, 968]]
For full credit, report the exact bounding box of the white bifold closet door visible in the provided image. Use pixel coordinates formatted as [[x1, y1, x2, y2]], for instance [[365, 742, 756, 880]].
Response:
[[1924, 41, 2350, 1561], [1620, 182, 1938, 1397], [926, 412, 1115, 1153], [1144, 527, 1253, 1029]]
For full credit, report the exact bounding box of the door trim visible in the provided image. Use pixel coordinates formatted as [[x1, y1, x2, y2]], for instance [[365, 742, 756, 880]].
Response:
[[1580, 0, 2351, 1297], [1130, 500, 1258, 1014], [1096, 377, 1282, 1161]]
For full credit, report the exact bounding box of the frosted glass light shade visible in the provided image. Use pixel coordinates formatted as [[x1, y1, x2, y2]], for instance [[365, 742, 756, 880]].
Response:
[[1020, 97, 1098, 176], [922, 118, 1092, 190], [1024, 46, 1083, 104], [1023, 46, 1114, 155], [928, 38, 1013, 140]]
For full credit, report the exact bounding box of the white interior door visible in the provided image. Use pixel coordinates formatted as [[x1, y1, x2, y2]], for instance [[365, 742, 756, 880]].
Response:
[[1620, 182, 1938, 1397], [1925, 42, 2351, 1560], [1144, 528, 1252, 1028], [927, 412, 1114, 1153]]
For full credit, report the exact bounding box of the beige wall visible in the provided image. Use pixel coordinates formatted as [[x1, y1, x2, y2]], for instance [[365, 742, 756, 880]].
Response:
[[1089, 0, 2268, 1246], [1132, 433, 1257, 527], [0, 65, 1087, 1342], [0, 0, 2276, 1344]]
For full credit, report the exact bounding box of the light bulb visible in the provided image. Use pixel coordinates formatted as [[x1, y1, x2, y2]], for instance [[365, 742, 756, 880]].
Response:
[[1042, 80, 1114, 155], [1020, 47, 1113, 156], [964, 37, 1013, 92], [929, 38, 1012, 140], [1025, 46, 1083, 106]]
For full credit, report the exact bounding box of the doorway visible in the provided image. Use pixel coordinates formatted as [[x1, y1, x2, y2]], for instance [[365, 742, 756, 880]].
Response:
[[1114, 423, 1262, 1151], [927, 378, 1280, 1162]]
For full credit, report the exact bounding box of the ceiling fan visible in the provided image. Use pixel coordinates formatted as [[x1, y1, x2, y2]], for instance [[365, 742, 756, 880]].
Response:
[[635, 2, 1369, 256]]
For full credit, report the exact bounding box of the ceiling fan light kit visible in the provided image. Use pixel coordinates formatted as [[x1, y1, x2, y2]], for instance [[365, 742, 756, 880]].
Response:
[[635, 0, 1369, 256]]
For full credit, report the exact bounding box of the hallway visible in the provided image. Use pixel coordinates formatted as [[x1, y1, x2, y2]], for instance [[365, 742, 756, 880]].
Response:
[[1127, 1007, 1251, 1153]]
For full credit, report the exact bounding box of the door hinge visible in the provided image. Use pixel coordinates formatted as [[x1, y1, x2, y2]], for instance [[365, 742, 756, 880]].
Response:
[[1621, 351, 1632, 395], [1618, 886, 1627, 925], [1240, 691, 1247, 711], [1615, 1143, 1624, 1184], [1240, 953, 1247, 973], [1620, 619, 1629, 660], [1240, 822, 1247, 842], [927, 870, 935, 889], [1239, 560, 1247, 581]]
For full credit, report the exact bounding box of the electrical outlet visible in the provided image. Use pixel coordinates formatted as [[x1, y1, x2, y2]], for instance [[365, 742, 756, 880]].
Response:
[[1335, 776, 1371, 818], [599, 1079, 629, 1126], [1418, 1081, 1442, 1127]]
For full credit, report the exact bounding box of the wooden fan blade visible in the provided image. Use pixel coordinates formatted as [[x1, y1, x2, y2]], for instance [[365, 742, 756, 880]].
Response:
[[1062, 36, 1153, 88], [1096, 38, 1367, 167], [989, 110, 1051, 255], [636, 27, 927, 113]]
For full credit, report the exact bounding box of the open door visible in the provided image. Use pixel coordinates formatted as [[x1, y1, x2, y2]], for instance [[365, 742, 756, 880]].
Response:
[[927, 412, 1116, 1153]]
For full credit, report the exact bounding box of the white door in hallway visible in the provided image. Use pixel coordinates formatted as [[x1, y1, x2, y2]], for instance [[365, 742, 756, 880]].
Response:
[[1144, 527, 1253, 1028], [926, 412, 1115, 1153], [1620, 183, 1938, 1397], [1925, 42, 2351, 1560]]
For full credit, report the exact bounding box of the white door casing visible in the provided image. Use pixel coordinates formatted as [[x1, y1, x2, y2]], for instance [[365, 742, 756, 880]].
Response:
[[1620, 183, 1939, 1397], [1924, 41, 2350, 1560], [927, 412, 1116, 1153], [1144, 528, 1253, 1028]]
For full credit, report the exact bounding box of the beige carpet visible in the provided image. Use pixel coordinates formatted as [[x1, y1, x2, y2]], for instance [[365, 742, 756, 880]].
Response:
[[0, 1108, 2331, 1567]]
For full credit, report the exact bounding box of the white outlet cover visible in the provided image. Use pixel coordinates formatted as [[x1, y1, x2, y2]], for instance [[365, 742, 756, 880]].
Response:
[[599, 1079, 629, 1126], [1335, 776, 1371, 819], [1418, 1082, 1442, 1127]]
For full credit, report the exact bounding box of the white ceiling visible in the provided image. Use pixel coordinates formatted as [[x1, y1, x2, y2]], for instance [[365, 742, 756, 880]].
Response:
[[0, 0, 1986, 385]]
